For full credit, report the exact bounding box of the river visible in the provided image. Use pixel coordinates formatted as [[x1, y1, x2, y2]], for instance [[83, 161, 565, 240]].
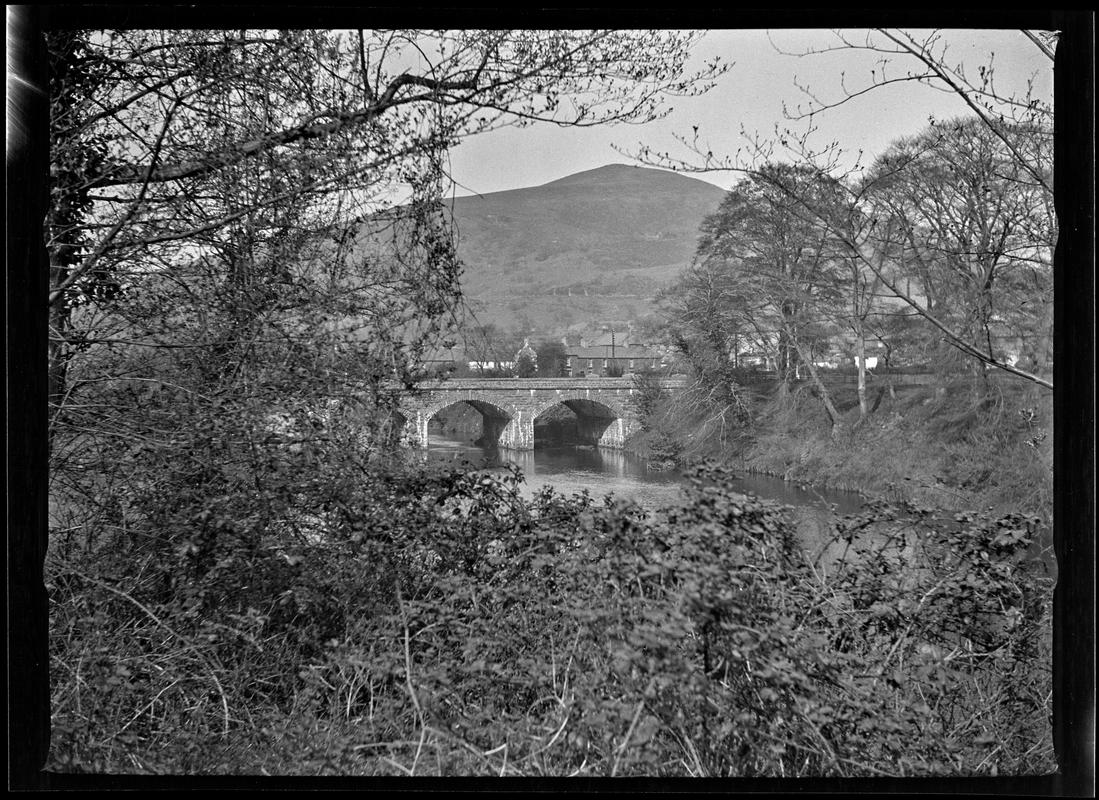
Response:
[[423, 432, 865, 515], [421, 432, 1055, 575]]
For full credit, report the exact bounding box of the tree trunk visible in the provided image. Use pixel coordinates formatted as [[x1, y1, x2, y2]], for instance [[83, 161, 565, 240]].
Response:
[[854, 323, 868, 420], [791, 336, 844, 438]]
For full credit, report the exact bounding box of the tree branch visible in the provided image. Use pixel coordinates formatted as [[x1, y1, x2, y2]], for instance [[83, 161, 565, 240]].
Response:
[[92, 71, 479, 188], [874, 29, 1053, 195], [1021, 30, 1057, 62], [50, 99, 180, 306]]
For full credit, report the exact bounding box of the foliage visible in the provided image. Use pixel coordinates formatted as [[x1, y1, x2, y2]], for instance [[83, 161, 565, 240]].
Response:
[[514, 352, 537, 379], [625, 370, 685, 467], [43, 26, 1054, 780], [47, 27, 728, 447], [630, 369, 667, 428], [48, 457, 1052, 776], [535, 340, 568, 377], [636, 29, 1054, 391], [734, 373, 1054, 521], [862, 118, 1054, 382], [43, 26, 739, 777]]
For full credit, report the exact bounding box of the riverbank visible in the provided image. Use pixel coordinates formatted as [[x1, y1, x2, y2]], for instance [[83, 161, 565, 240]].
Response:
[[630, 372, 1054, 523]]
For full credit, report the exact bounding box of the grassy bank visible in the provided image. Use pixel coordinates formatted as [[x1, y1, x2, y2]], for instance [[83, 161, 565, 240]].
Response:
[[631, 373, 1054, 523]]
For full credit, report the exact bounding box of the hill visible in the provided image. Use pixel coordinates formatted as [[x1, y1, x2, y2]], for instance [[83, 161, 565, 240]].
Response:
[[446, 164, 727, 333]]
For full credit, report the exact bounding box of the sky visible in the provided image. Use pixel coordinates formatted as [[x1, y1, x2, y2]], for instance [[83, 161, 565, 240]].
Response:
[[446, 28, 1054, 197]]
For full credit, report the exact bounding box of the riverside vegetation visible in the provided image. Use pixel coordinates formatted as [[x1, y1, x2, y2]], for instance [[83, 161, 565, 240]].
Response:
[[628, 367, 1054, 531], [40, 27, 729, 775], [48, 446, 1053, 776], [40, 27, 1055, 778]]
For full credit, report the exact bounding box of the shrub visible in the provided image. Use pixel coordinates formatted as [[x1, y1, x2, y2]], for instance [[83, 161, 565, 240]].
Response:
[[47, 454, 1052, 777]]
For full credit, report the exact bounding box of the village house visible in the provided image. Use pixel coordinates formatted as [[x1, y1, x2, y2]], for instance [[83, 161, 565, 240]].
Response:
[[564, 345, 664, 377], [562, 330, 665, 377]]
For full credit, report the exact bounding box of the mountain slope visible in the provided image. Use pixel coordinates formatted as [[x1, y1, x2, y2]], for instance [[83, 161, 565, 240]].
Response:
[[446, 164, 726, 331]]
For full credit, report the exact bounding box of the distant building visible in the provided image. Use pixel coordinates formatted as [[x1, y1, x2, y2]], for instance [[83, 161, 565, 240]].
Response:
[[737, 351, 775, 370], [422, 343, 517, 377], [564, 343, 664, 377]]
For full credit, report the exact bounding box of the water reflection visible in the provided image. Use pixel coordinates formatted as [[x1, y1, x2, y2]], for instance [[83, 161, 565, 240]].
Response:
[[423, 432, 863, 514], [425, 434, 684, 507]]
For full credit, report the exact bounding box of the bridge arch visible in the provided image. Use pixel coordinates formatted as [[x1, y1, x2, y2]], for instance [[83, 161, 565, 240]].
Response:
[[530, 393, 630, 422], [536, 393, 641, 450], [421, 396, 513, 424], [409, 396, 514, 449], [528, 395, 629, 448]]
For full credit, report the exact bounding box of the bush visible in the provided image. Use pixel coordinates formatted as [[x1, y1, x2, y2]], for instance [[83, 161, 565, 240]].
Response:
[[48, 453, 1052, 776]]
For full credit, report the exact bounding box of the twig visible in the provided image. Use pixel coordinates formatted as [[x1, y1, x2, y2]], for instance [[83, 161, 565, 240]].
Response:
[[69, 570, 230, 735], [611, 690, 650, 776], [676, 726, 706, 777], [395, 582, 426, 775], [103, 677, 182, 744]]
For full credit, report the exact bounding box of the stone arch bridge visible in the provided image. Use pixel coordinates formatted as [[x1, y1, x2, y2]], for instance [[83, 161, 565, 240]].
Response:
[[400, 377, 685, 451]]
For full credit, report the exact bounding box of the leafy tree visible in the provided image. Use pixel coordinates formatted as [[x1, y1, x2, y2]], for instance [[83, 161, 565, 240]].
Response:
[[636, 29, 1054, 391], [862, 118, 1054, 387], [535, 339, 568, 377], [631, 369, 667, 426], [668, 165, 851, 435], [655, 256, 757, 445], [515, 351, 537, 378]]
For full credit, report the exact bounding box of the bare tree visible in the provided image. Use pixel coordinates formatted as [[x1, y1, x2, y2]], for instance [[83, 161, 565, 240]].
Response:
[[777, 28, 1054, 195]]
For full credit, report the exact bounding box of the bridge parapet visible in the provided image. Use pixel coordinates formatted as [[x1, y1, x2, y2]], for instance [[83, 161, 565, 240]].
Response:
[[416, 377, 686, 392]]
